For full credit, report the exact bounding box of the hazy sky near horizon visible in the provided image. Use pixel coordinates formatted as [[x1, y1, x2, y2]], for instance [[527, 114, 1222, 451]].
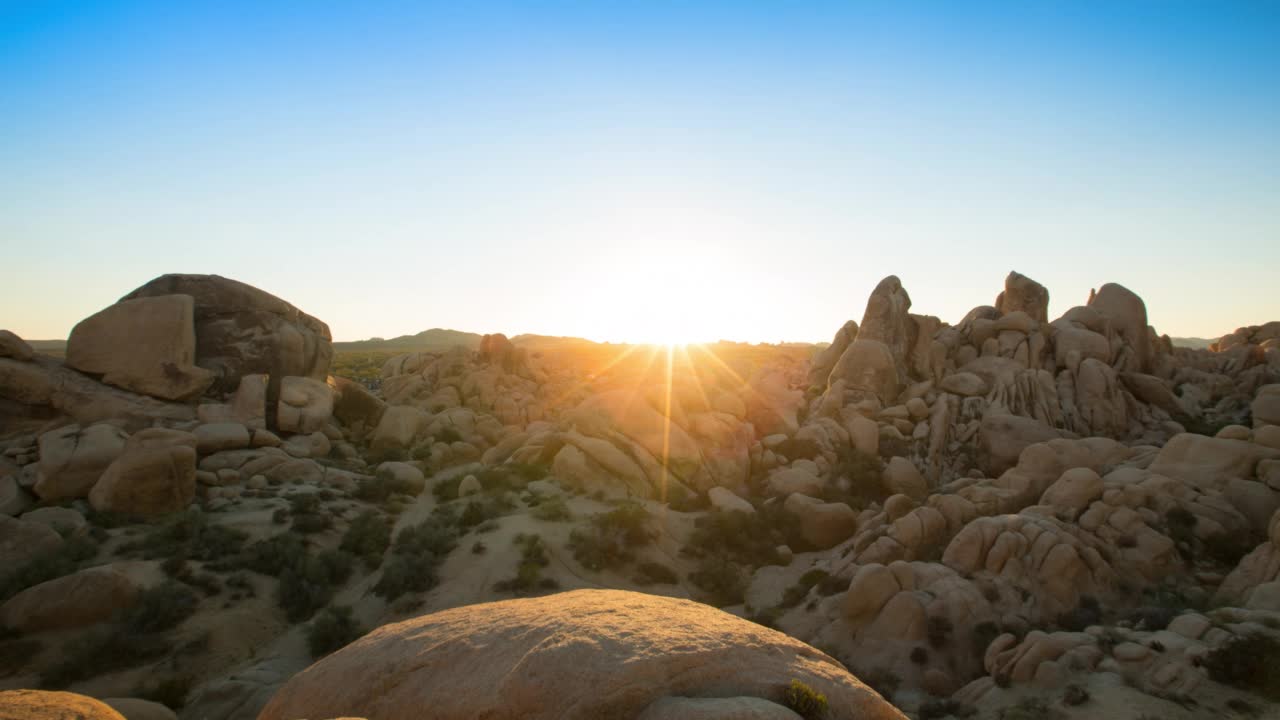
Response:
[[2, 1, 1277, 344]]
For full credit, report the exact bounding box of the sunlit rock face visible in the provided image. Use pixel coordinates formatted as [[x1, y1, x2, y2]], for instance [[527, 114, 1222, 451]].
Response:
[[259, 589, 907, 720]]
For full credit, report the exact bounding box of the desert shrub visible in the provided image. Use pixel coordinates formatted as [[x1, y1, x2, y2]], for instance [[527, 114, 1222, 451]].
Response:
[[493, 534, 559, 595], [237, 532, 307, 575], [121, 582, 198, 634], [286, 493, 332, 534], [998, 697, 1053, 720], [633, 561, 679, 586], [920, 699, 973, 719], [1165, 506, 1197, 544], [781, 569, 831, 608], [1062, 683, 1090, 706], [41, 629, 169, 688], [531, 496, 572, 522], [687, 555, 748, 606], [859, 666, 900, 700], [1127, 604, 1179, 632], [434, 427, 463, 444], [372, 519, 457, 601], [277, 549, 354, 622], [1057, 594, 1102, 632], [340, 511, 391, 569], [133, 674, 194, 710], [927, 615, 953, 648], [568, 502, 653, 571], [684, 508, 782, 567], [1203, 633, 1280, 700], [971, 620, 1001, 660], [128, 509, 248, 564], [306, 605, 364, 658], [782, 679, 828, 720], [0, 534, 98, 603], [356, 471, 416, 503], [910, 646, 929, 664], [1205, 531, 1257, 567]]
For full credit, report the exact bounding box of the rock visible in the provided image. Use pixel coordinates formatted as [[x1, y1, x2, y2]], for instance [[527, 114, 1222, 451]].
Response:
[[883, 457, 927, 500], [1120, 372, 1182, 417], [1254, 387, 1280, 428], [377, 462, 426, 495], [328, 375, 387, 429], [784, 494, 857, 549], [1040, 468, 1104, 516], [0, 564, 139, 632], [978, 413, 1060, 477], [940, 372, 989, 397], [828, 340, 899, 404], [766, 465, 824, 497], [1149, 433, 1279, 491], [100, 698, 178, 720], [258, 590, 905, 720], [283, 432, 330, 459], [20, 506, 87, 536], [1087, 282, 1151, 372], [0, 476, 31, 516], [252, 428, 282, 448], [842, 563, 900, 626], [0, 690, 126, 720], [1256, 425, 1280, 450], [370, 406, 429, 457], [637, 696, 803, 720], [709, 486, 755, 514], [457, 475, 482, 497], [845, 413, 879, 456], [194, 423, 251, 455], [995, 272, 1050, 324], [809, 320, 859, 388], [66, 294, 215, 402], [1224, 478, 1280, 535], [89, 431, 197, 517], [33, 423, 129, 501], [0, 514, 63, 569], [122, 274, 333, 394], [0, 330, 34, 361], [1216, 424, 1252, 441], [277, 377, 334, 434]]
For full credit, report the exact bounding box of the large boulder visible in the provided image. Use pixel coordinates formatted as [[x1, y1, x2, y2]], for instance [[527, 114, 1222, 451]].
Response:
[[808, 320, 859, 388], [977, 413, 1060, 477], [995, 271, 1050, 324], [0, 515, 63, 570], [0, 690, 126, 720], [827, 340, 899, 404], [0, 330, 34, 361], [33, 423, 129, 500], [122, 274, 332, 394], [276, 376, 333, 434], [1087, 282, 1150, 372], [0, 564, 140, 632], [65, 294, 214, 401], [328, 376, 387, 429], [88, 429, 197, 516], [259, 590, 905, 720]]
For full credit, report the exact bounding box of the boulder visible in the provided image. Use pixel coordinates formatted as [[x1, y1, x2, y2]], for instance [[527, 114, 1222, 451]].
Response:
[[1254, 385, 1280, 428], [809, 320, 859, 388], [1087, 283, 1150, 372], [370, 406, 429, 457], [0, 514, 63, 569], [882, 457, 927, 500], [0, 564, 140, 632], [33, 423, 129, 500], [828, 340, 899, 403], [0, 690, 126, 720], [66, 294, 214, 401], [784, 494, 858, 549], [0, 477, 31, 517], [978, 413, 1060, 477], [376, 462, 426, 495], [637, 696, 803, 720], [89, 431, 197, 516], [122, 274, 332, 394], [939, 372, 988, 397], [277, 376, 334, 434], [1148, 433, 1280, 492], [766, 464, 824, 497], [709, 486, 755, 514], [1040, 468, 1104, 516], [100, 699, 178, 720], [328, 376, 387, 429], [995, 272, 1050, 324], [194, 423, 251, 455], [20, 506, 87, 536], [258, 590, 905, 720], [0, 330, 34, 361]]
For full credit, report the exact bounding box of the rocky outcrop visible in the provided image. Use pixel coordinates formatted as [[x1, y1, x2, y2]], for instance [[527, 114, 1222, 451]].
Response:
[[66, 294, 214, 401], [0, 564, 140, 632], [122, 274, 332, 394], [0, 690, 126, 720], [259, 589, 904, 720]]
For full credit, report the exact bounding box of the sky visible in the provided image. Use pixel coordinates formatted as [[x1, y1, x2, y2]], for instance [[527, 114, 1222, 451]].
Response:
[[2, 1, 1277, 345]]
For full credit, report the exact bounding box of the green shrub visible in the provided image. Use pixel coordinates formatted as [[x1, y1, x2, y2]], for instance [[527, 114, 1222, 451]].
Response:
[[1203, 633, 1280, 700], [41, 629, 169, 688], [531, 496, 572, 522], [372, 519, 457, 601], [998, 697, 1053, 720], [306, 605, 365, 658], [920, 699, 972, 719], [684, 509, 782, 567], [125, 509, 247, 565], [122, 582, 198, 633], [687, 555, 747, 606], [782, 679, 828, 720], [434, 427, 463, 444], [238, 532, 308, 575], [568, 502, 653, 571], [493, 534, 559, 595], [340, 511, 391, 569], [632, 561, 679, 586], [0, 534, 98, 603], [278, 549, 354, 622], [780, 569, 830, 608]]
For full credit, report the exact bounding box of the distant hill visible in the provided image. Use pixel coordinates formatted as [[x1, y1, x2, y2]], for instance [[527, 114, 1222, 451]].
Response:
[[1171, 337, 1215, 350], [333, 328, 482, 353]]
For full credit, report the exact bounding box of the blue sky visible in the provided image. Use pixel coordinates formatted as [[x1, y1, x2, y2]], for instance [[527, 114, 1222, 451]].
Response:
[[2, 1, 1277, 343]]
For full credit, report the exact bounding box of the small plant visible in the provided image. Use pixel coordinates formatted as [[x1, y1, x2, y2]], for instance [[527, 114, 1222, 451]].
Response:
[[123, 582, 199, 634], [782, 679, 828, 720], [372, 519, 457, 601], [493, 534, 559, 595], [306, 605, 365, 658], [632, 561, 678, 586], [999, 697, 1053, 720], [568, 501, 653, 571], [277, 549, 355, 622], [340, 510, 392, 569], [1203, 633, 1280, 700], [1062, 683, 1090, 706], [531, 496, 572, 522]]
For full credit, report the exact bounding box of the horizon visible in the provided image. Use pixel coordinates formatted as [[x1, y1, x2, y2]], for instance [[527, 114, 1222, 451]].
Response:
[[3, 2, 1278, 344]]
